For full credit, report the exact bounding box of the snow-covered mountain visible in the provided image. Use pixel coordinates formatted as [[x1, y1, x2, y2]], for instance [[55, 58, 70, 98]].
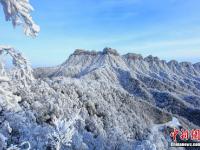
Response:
[[36, 48, 200, 124], [0, 48, 199, 149]]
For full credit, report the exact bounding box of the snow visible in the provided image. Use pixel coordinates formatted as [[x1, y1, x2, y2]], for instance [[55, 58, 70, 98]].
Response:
[[0, 45, 34, 86], [0, 0, 40, 37], [0, 2, 197, 149], [0, 76, 9, 82], [0, 48, 200, 149], [165, 117, 181, 128]]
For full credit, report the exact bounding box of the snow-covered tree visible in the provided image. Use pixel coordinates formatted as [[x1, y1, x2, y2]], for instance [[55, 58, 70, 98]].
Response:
[[0, 0, 40, 37], [0, 0, 39, 84], [0, 45, 34, 85]]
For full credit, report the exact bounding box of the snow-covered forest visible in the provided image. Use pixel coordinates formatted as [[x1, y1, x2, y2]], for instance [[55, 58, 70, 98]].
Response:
[[0, 1, 200, 150]]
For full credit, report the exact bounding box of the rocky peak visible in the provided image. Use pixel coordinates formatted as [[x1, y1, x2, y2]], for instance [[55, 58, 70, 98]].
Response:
[[179, 62, 192, 68], [123, 53, 143, 60], [73, 49, 99, 56], [194, 62, 200, 70], [102, 47, 119, 56], [144, 55, 160, 62], [167, 60, 179, 66], [73, 48, 120, 57]]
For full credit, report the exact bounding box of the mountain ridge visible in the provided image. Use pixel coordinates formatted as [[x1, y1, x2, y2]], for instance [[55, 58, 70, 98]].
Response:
[[34, 48, 200, 126], [34, 48, 200, 79]]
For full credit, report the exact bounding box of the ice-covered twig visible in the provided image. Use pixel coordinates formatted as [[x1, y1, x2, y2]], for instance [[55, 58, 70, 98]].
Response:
[[0, 0, 40, 37], [6, 141, 31, 150], [0, 45, 34, 86], [50, 109, 81, 147]]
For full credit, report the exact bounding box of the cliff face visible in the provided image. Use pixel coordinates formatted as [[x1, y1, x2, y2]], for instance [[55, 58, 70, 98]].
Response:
[[0, 48, 199, 149]]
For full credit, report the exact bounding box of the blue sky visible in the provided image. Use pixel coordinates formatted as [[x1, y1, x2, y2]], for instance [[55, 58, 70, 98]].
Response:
[[0, 0, 200, 67]]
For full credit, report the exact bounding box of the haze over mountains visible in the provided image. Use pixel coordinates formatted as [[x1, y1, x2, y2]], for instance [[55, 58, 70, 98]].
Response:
[[0, 47, 200, 149]]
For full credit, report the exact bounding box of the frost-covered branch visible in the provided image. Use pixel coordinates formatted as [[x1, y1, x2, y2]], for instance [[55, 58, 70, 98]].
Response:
[[0, 0, 40, 37], [0, 45, 34, 85], [49, 109, 81, 149]]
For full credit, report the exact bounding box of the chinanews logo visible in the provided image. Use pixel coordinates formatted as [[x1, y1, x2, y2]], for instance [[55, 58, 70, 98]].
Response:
[[170, 128, 200, 147]]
